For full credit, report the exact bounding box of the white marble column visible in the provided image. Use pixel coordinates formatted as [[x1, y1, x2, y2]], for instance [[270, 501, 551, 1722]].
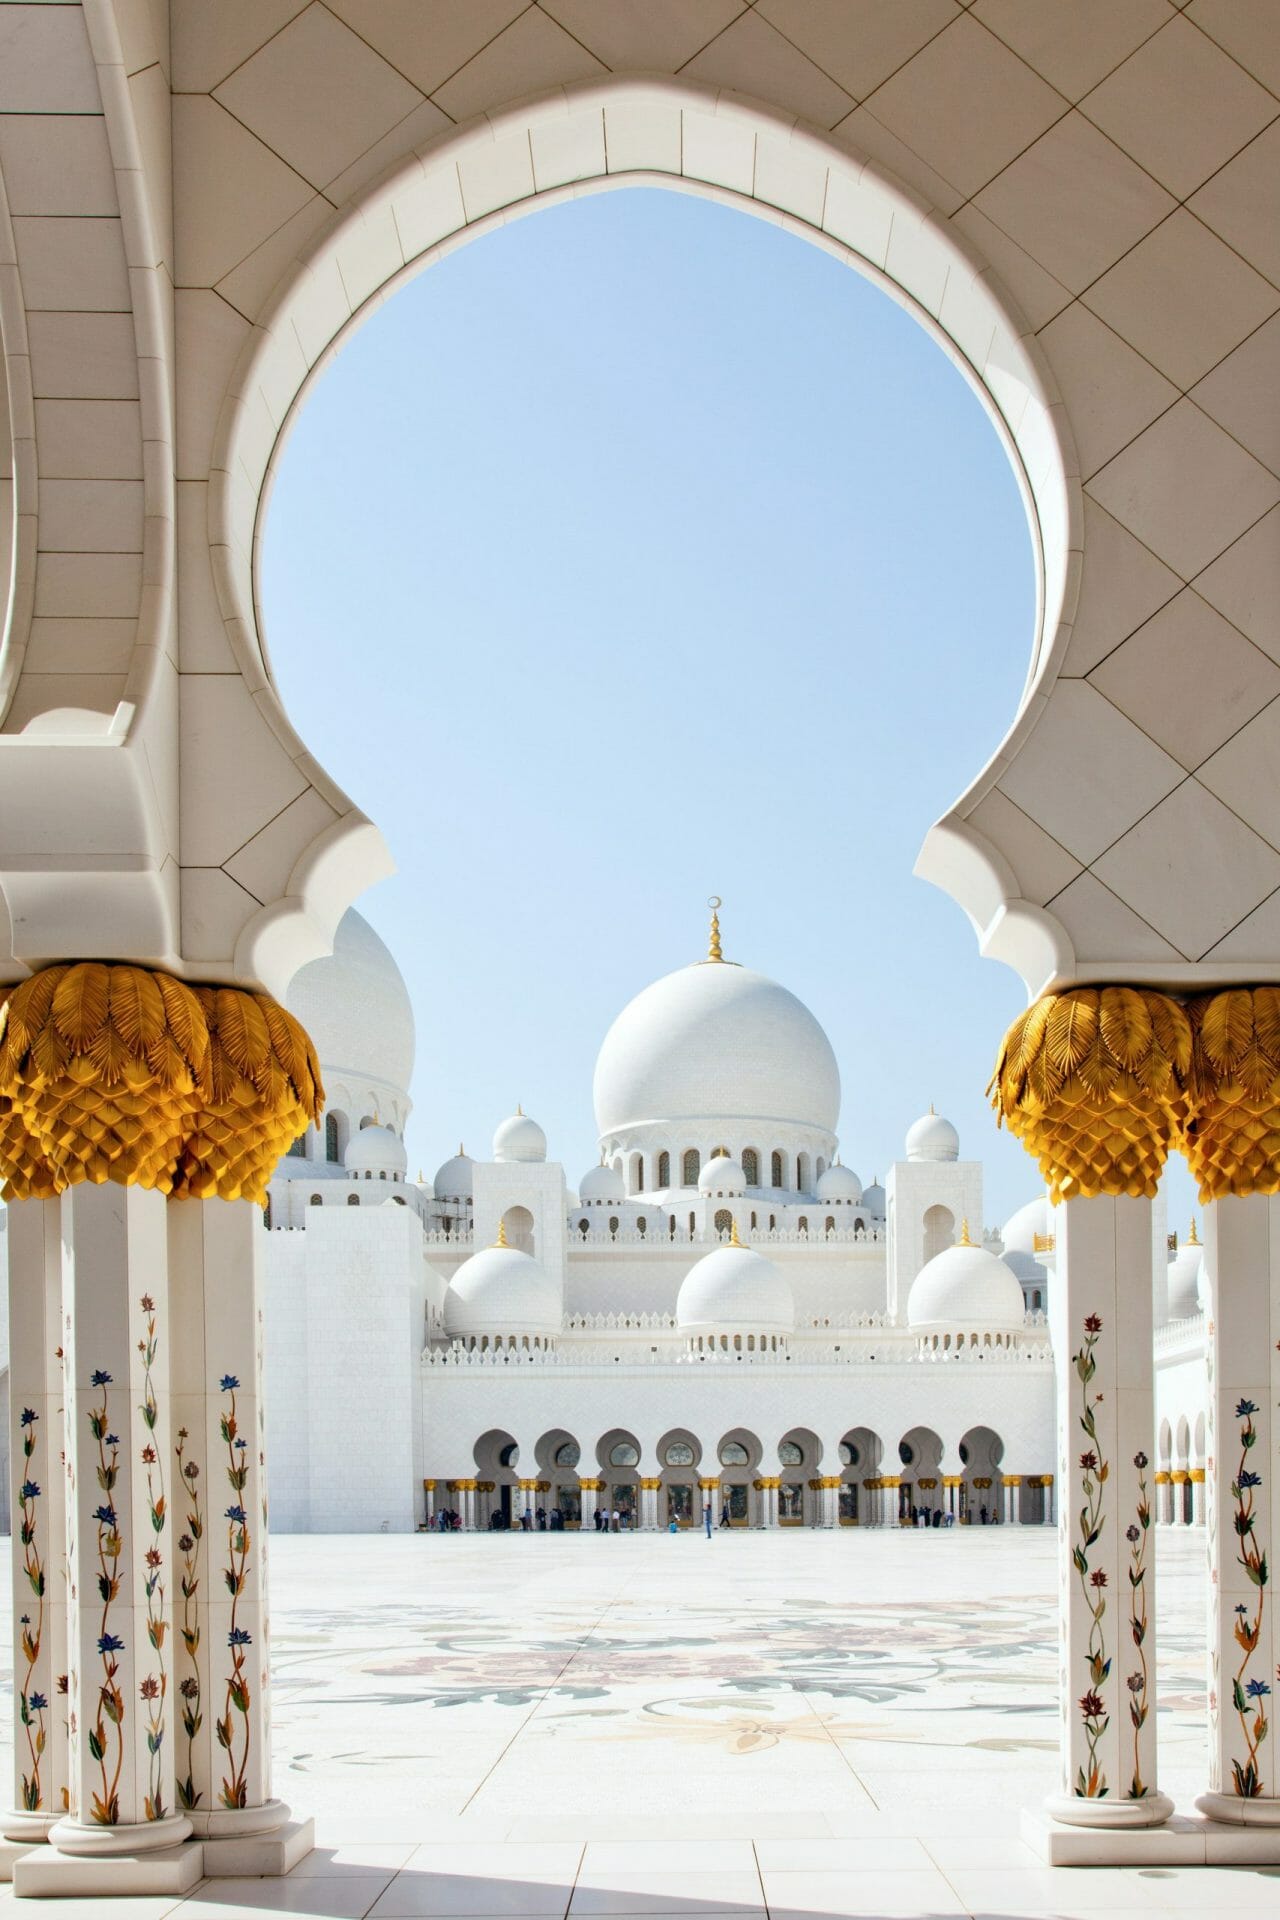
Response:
[[1197, 1194, 1280, 1824], [3, 1197, 68, 1843], [167, 1197, 292, 1848], [638, 1481, 660, 1531], [50, 1184, 191, 1857], [578, 1479, 597, 1530], [424, 1481, 435, 1526], [1046, 1194, 1171, 1829], [1042, 1476, 1056, 1527], [1190, 1469, 1206, 1529]]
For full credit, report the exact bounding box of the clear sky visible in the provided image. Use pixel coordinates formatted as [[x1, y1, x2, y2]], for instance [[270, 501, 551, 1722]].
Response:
[[262, 184, 1197, 1234]]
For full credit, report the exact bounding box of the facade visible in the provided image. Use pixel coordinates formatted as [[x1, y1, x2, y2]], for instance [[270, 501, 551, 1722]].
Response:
[[258, 906, 1207, 1539]]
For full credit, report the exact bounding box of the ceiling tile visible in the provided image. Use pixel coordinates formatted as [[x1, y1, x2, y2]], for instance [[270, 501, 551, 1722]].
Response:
[[322, 97, 451, 208], [679, 9, 855, 128], [540, 0, 745, 71], [1088, 588, 1280, 770], [859, 14, 1065, 199], [756, 0, 960, 103], [172, 96, 314, 290], [973, 0, 1171, 103], [1038, 300, 1177, 478], [1080, 13, 1276, 200], [1048, 870, 1183, 963], [1087, 398, 1280, 579], [1191, 312, 1280, 477], [1193, 506, 1280, 661], [322, 0, 527, 95], [1093, 777, 1280, 956], [431, 7, 606, 123], [1061, 497, 1181, 676], [967, 788, 1083, 906], [997, 680, 1184, 864], [949, 204, 1072, 330], [1201, 886, 1280, 964], [1082, 209, 1278, 392], [1198, 698, 1280, 851], [974, 111, 1175, 296], [1186, 0, 1280, 98], [214, 5, 423, 189], [172, 0, 309, 92], [832, 106, 965, 214], [1190, 121, 1280, 290]]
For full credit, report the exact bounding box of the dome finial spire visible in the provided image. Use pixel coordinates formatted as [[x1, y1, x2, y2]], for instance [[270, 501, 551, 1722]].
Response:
[[1188, 1215, 1200, 1246], [729, 1216, 743, 1248], [706, 895, 724, 963], [958, 1217, 973, 1247], [493, 1215, 508, 1249]]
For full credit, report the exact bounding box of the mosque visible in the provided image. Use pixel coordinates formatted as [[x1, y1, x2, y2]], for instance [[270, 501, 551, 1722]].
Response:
[[254, 905, 1208, 1537]]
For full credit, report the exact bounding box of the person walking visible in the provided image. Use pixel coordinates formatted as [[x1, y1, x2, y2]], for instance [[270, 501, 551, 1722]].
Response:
[[703, 1499, 713, 1539]]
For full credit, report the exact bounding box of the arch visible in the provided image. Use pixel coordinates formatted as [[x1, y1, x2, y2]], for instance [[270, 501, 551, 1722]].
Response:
[[501, 1205, 535, 1256], [771, 1151, 786, 1190], [346, 1193, 360, 1207], [215, 75, 1076, 998], [657, 1426, 703, 1530], [681, 1148, 700, 1187], [324, 1111, 345, 1163], [309, 1193, 322, 1207], [900, 1425, 945, 1522], [741, 1147, 760, 1187], [535, 1427, 582, 1530], [714, 1208, 733, 1236], [596, 1427, 642, 1528], [1175, 1413, 1191, 1469], [657, 1150, 671, 1189], [796, 1152, 811, 1194], [958, 1424, 1005, 1525], [777, 1426, 822, 1526], [839, 1425, 883, 1526], [1158, 1418, 1173, 1469], [473, 1427, 522, 1530], [922, 1203, 955, 1266], [629, 1152, 644, 1194], [716, 1428, 761, 1527]]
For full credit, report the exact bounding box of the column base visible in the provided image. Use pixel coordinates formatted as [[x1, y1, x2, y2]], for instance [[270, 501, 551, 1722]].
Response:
[[14, 1839, 203, 1898], [1042, 1790, 1174, 1831], [187, 1795, 292, 1840], [203, 1816, 315, 1877], [47, 1810, 192, 1856], [1024, 1803, 1280, 1865], [0, 1841, 40, 1884], [1196, 1790, 1280, 1827], [0, 1810, 59, 1844]]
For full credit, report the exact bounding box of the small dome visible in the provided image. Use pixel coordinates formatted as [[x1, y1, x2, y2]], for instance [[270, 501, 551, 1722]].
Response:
[[433, 1147, 474, 1200], [677, 1231, 794, 1334], [908, 1231, 1025, 1333], [1167, 1224, 1204, 1321], [286, 909, 415, 1098], [817, 1161, 862, 1202], [862, 1178, 886, 1214], [699, 1154, 745, 1196], [493, 1108, 546, 1163], [443, 1232, 560, 1339], [345, 1124, 407, 1176], [580, 1162, 624, 1203], [1002, 1195, 1052, 1255], [905, 1108, 959, 1163]]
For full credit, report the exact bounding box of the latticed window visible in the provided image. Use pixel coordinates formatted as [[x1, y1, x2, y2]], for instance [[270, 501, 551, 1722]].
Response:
[[741, 1148, 759, 1185], [657, 1151, 670, 1187], [634, 1156, 644, 1192], [682, 1148, 700, 1186], [288, 1134, 305, 1158], [325, 1113, 340, 1162], [771, 1150, 784, 1188], [715, 1209, 732, 1234]]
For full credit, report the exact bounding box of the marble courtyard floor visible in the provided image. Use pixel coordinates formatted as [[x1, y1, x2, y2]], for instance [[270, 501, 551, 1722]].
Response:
[[3, 1527, 1278, 1917]]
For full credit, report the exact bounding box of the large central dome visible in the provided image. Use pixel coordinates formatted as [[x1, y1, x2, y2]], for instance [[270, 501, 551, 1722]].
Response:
[[593, 956, 840, 1138]]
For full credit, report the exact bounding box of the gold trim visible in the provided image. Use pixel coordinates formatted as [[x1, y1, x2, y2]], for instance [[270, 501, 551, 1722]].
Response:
[[1190, 1468, 1206, 1483]]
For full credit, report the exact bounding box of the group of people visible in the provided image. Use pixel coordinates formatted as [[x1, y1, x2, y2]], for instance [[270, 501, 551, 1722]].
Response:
[[908, 1505, 957, 1527], [593, 1505, 630, 1531], [433, 1507, 463, 1531]]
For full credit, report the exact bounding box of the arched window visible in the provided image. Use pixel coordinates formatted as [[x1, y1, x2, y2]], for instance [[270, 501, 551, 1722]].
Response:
[[664, 1441, 694, 1466], [741, 1148, 759, 1186], [715, 1209, 732, 1235], [287, 1134, 305, 1159], [796, 1152, 810, 1192], [325, 1113, 341, 1162], [637, 1216, 647, 1236], [825, 1215, 835, 1234], [771, 1150, 785, 1188], [922, 1203, 955, 1265], [347, 1194, 360, 1206], [635, 1155, 644, 1192], [720, 1441, 749, 1466], [555, 1441, 580, 1469], [359, 1114, 375, 1130], [798, 1215, 809, 1235], [657, 1151, 670, 1187], [682, 1148, 700, 1186], [608, 1216, 619, 1236], [779, 1441, 804, 1467], [688, 1212, 696, 1236], [309, 1193, 322, 1207], [609, 1442, 639, 1467], [578, 1218, 589, 1236]]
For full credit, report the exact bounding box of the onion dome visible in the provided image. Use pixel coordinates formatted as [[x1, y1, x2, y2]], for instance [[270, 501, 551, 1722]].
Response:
[[344, 1124, 407, 1177], [908, 1221, 1025, 1333], [493, 1106, 547, 1163], [1167, 1219, 1205, 1321], [817, 1160, 862, 1202], [580, 1161, 624, 1203], [699, 1153, 745, 1196], [1001, 1194, 1051, 1254], [443, 1220, 560, 1339], [676, 1222, 794, 1334], [905, 1105, 960, 1163], [433, 1145, 474, 1201]]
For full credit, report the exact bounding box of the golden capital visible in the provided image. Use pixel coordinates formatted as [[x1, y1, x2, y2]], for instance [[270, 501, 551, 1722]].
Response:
[[0, 962, 322, 1205], [1183, 988, 1280, 1199]]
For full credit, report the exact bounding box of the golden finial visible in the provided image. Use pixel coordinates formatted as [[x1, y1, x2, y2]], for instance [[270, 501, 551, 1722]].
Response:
[[929, 1102, 935, 1116], [516, 1103, 523, 1116], [958, 1218, 973, 1247], [494, 1216, 508, 1249], [706, 895, 723, 963], [729, 1217, 744, 1248], [458, 1142, 464, 1156], [1188, 1216, 1200, 1246]]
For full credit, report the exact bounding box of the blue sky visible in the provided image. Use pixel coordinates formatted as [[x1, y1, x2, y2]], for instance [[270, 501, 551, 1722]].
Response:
[[262, 184, 1196, 1233]]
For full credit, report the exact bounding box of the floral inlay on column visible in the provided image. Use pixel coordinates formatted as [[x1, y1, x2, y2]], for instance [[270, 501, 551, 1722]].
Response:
[[137, 1296, 167, 1821], [218, 1375, 252, 1810], [1229, 1397, 1268, 1798], [1127, 1453, 1151, 1798], [17, 1406, 46, 1811], [175, 1426, 203, 1813], [87, 1370, 124, 1825], [1072, 1313, 1110, 1798]]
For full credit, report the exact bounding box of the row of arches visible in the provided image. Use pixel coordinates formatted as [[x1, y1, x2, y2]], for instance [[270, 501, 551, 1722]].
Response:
[[620, 1148, 829, 1194]]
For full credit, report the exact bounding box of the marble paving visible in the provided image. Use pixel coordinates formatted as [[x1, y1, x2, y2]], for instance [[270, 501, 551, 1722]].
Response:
[[3, 1527, 1276, 1916]]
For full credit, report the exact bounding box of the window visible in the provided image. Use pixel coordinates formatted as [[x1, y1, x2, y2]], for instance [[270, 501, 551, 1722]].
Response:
[[798, 1215, 809, 1234], [658, 1151, 670, 1187], [825, 1215, 835, 1234], [900, 1440, 915, 1465], [720, 1441, 749, 1466], [839, 1441, 858, 1467], [555, 1442, 580, 1469], [499, 1443, 519, 1468], [347, 1194, 360, 1206], [715, 1208, 732, 1234], [771, 1150, 785, 1188], [263, 1198, 272, 1228], [796, 1153, 810, 1192], [779, 1441, 804, 1467], [325, 1113, 340, 1162], [609, 1442, 639, 1467], [635, 1156, 644, 1192], [741, 1148, 759, 1186], [682, 1148, 700, 1186], [637, 1216, 647, 1236], [664, 1441, 694, 1466], [309, 1193, 322, 1207], [608, 1216, 619, 1235]]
